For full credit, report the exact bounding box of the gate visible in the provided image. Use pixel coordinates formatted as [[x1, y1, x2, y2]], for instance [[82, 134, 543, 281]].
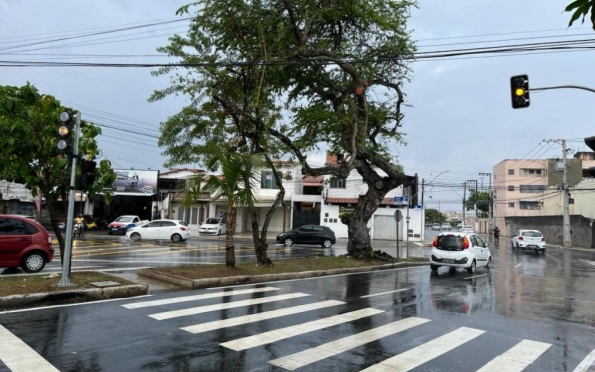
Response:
[[372, 215, 403, 240], [292, 202, 320, 228]]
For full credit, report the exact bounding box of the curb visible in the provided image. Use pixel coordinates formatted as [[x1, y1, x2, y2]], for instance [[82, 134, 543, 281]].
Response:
[[138, 262, 429, 289], [0, 284, 148, 310]]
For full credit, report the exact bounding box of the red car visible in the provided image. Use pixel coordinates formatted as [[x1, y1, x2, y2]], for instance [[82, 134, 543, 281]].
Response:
[[0, 214, 54, 273]]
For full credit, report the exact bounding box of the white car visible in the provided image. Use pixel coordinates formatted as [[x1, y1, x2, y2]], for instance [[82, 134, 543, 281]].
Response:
[[126, 219, 190, 243], [198, 217, 227, 235], [511, 229, 546, 254], [441, 224, 452, 231], [460, 225, 474, 233], [430, 232, 491, 274]]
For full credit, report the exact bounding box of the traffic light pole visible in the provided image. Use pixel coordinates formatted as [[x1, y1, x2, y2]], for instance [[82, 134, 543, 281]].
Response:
[[57, 112, 81, 287], [530, 85, 595, 95], [562, 139, 571, 248]]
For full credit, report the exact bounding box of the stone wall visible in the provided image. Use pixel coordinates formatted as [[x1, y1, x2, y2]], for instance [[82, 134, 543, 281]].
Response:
[[504, 215, 594, 248]]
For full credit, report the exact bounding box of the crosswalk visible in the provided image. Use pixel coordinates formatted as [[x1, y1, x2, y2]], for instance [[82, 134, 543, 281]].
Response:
[[119, 286, 595, 372]]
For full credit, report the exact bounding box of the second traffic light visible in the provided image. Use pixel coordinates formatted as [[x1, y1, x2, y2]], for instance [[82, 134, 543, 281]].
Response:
[[510, 74, 530, 109], [80, 159, 97, 187]]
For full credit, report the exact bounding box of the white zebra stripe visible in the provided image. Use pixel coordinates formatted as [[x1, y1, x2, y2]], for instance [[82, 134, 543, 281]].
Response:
[[269, 317, 430, 370], [181, 300, 345, 334], [149, 292, 310, 320], [221, 308, 384, 351], [123, 286, 279, 309], [476, 339, 551, 372]]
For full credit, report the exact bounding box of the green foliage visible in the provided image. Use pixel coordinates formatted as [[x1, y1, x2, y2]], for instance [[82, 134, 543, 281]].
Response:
[[464, 191, 490, 218], [0, 83, 116, 254], [425, 208, 445, 224], [565, 0, 595, 29]]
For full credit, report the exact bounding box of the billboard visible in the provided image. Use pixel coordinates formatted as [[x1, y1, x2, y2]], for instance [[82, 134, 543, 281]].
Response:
[[110, 169, 159, 196]]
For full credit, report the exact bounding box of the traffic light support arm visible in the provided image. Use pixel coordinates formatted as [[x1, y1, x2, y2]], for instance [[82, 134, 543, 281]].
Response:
[[530, 85, 595, 94]]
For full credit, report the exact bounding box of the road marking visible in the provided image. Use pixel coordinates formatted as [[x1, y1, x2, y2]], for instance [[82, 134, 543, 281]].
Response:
[[149, 292, 310, 320], [476, 339, 551, 372], [360, 327, 485, 372], [0, 324, 60, 371], [579, 259, 595, 268], [514, 263, 522, 268], [573, 349, 595, 372], [123, 287, 279, 309], [181, 300, 345, 334], [221, 307, 383, 351], [268, 317, 430, 370], [207, 265, 427, 290], [0, 295, 153, 315], [360, 288, 410, 298], [463, 274, 488, 280]]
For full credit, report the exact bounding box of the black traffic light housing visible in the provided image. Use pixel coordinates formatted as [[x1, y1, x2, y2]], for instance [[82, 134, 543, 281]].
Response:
[[510, 74, 530, 109], [80, 159, 97, 187], [585, 136, 595, 177], [58, 110, 74, 154]]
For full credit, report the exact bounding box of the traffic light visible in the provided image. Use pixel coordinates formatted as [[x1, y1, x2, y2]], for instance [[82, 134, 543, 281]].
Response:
[[585, 136, 595, 177], [80, 159, 97, 187], [57, 110, 74, 153], [510, 74, 530, 109]]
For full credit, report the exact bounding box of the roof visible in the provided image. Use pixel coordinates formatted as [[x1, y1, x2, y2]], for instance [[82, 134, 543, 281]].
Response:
[[160, 168, 205, 176], [302, 175, 323, 186], [325, 197, 396, 205]]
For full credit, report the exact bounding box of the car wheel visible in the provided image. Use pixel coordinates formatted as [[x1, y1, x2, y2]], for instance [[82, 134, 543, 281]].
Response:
[[486, 258, 492, 271], [217, 229, 221, 236], [322, 239, 333, 248], [130, 233, 141, 242], [284, 238, 293, 247], [171, 233, 182, 243], [21, 251, 46, 273], [466, 260, 476, 274], [430, 264, 439, 271]]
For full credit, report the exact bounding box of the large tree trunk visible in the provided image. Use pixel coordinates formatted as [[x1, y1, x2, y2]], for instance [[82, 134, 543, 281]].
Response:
[[225, 208, 236, 267], [347, 159, 404, 260]]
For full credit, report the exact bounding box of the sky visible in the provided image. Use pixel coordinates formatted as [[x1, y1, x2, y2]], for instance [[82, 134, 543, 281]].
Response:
[[1, 0, 594, 212]]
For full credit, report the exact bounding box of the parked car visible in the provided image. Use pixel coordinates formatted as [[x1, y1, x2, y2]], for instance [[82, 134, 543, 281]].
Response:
[[431, 223, 441, 231], [0, 214, 54, 273], [441, 224, 452, 231], [276, 225, 336, 248], [198, 218, 227, 235], [126, 219, 190, 243], [430, 232, 491, 274], [511, 229, 546, 254]]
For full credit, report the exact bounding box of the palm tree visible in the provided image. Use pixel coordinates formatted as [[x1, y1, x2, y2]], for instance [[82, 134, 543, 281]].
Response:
[[200, 145, 262, 267]]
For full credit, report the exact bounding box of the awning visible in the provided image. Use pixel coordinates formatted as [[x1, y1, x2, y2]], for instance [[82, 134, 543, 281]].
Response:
[[110, 192, 155, 197]]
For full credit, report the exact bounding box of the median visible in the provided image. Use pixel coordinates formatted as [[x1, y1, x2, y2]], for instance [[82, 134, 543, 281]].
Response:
[[139, 256, 428, 289]]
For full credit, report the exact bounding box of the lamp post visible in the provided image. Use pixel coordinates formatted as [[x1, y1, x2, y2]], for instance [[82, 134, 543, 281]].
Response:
[[466, 179, 479, 233], [479, 172, 492, 233]]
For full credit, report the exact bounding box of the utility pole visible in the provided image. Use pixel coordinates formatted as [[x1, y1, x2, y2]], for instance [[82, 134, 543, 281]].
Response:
[[420, 179, 425, 241], [462, 181, 466, 224], [562, 139, 571, 248], [467, 179, 479, 232], [479, 172, 493, 233]]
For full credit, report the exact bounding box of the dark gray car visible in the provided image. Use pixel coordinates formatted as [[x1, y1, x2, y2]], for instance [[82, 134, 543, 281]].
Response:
[[276, 225, 336, 248]]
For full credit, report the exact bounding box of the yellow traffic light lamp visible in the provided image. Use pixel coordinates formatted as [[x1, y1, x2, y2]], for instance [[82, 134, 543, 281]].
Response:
[[510, 74, 530, 109]]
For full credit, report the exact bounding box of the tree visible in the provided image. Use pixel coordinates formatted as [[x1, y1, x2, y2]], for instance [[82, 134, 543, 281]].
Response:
[[152, 0, 416, 260], [425, 208, 445, 224], [199, 144, 263, 267], [566, 0, 595, 29], [0, 83, 115, 270], [464, 191, 490, 218]]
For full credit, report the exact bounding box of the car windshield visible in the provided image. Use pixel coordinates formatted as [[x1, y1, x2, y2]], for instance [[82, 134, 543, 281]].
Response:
[[205, 218, 221, 224], [115, 217, 133, 222], [436, 235, 463, 250], [522, 231, 542, 237]]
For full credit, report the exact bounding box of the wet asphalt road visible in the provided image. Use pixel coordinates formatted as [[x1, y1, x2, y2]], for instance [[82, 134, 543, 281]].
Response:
[[0, 238, 594, 371]]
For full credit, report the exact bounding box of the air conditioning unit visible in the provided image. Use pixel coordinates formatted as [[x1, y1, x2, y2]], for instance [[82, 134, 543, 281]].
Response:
[[555, 161, 565, 172]]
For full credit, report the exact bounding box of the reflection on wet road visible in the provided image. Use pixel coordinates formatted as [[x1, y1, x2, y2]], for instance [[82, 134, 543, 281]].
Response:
[[0, 237, 594, 371]]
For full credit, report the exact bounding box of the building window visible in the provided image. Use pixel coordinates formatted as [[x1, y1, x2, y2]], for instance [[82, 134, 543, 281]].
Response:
[[520, 201, 542, 210], [520, 168, 545, 177], [261, 171, 279, 189], [508, 169, 515, 175], [519, 185, 546, 193], [329, 177, 347, 188], [507, 185, 515, 191], [508, 202, 515, 208]]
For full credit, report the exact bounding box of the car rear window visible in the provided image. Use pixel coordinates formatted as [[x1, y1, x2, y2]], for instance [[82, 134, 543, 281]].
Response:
[[521, 231, 542, 237], [436, 235, 464, 251]]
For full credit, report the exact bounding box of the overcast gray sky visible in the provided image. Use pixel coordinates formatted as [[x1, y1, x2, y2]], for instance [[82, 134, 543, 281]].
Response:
[[1, 0, 593, 212]]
